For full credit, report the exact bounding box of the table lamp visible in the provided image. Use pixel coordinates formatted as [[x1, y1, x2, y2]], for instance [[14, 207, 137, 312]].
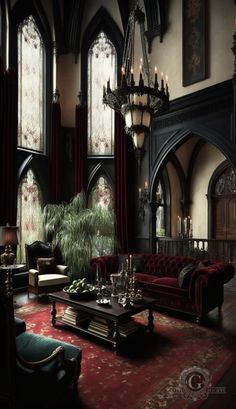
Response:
[[0, 224, 19, 266]]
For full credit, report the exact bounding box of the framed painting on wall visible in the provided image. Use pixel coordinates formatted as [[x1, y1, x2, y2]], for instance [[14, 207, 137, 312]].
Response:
[[182, 0, 207, 86]]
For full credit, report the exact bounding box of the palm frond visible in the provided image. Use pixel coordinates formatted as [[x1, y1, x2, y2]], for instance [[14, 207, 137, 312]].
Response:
[[42, 191, 118, 279]]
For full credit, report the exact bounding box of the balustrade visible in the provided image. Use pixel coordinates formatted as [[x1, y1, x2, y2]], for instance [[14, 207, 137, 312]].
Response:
[[156, 237, 236, 265]]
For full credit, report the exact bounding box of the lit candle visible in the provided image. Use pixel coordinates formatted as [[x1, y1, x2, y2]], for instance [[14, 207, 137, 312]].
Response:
[[53, 43, 57, 92], [184, 217, 187, 234], [177, 216, 181, 235], [187, 216, 190, 235], [190, 218, 193, 237], [144, 181, 148, 190], [138, 187, 142, 198], [131, 66, 134, 85], [121, 66, 126, 87], [165, 75, 169, 93], [139, 64, 143, 86], [154, 66, 158, 87], [161, 72, 164, 90], [129, 254, 132, 271]]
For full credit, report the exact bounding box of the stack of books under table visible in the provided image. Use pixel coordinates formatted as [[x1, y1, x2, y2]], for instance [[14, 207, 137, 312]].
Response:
[[88, 316, 140, 338], [88, 316, 113, 337], [118, 318, 140, 338], [62, 306, 90, 325]]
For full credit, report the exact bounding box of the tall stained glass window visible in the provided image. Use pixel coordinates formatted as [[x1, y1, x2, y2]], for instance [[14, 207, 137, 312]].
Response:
[[88, 176, 114, 257], [156, 180, 166, 236], [18, 15, 44, 151], [88, 32, 116, 155], [17, 169, 44, 262], [88, 176, 114, 209]]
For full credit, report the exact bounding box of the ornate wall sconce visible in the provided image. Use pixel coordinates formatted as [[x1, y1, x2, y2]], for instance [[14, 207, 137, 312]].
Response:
[[138, 182, 149, 220]]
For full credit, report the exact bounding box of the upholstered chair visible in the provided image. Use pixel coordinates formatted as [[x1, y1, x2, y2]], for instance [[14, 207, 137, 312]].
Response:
[[25, 241, 70, 296], [0, 281, 82, 409]]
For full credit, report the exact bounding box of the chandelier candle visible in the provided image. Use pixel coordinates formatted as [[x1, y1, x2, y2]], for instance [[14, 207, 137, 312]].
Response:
[[103, 4, 169, 164]]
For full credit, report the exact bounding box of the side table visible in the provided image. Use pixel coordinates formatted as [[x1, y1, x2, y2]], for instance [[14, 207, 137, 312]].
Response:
[[0, 264, 25, 307]]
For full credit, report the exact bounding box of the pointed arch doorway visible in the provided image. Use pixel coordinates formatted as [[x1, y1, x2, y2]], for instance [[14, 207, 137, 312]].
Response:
[[211, 164, 236, 240]]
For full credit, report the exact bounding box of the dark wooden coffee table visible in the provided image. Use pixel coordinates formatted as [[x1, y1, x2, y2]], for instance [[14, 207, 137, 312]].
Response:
[[48, 291, 155, 352]]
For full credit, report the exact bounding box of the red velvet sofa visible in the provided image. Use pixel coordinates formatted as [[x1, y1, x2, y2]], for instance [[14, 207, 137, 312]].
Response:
[[91, 253, 235, 322]]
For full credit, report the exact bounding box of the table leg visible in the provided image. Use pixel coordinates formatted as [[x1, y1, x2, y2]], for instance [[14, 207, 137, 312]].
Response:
[[147, 307, 154, 332], [51, 300, 57, 326], [112, 321, 121, 351]]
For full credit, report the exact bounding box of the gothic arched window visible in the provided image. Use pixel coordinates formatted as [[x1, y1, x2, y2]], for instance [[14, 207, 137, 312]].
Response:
[[88, 175, 114, 256], [18, 15, 44, 152], [88, 31, 116, 156], [88, 176, 114, 209], [17, 168, 44, 262], [156, 180, 166, 236]]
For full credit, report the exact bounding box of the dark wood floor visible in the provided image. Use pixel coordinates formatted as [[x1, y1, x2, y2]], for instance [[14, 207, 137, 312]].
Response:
[[14, 277, 236, 409]]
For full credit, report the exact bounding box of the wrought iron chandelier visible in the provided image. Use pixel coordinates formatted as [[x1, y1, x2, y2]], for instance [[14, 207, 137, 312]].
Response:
[[103, 4, 169, 155]]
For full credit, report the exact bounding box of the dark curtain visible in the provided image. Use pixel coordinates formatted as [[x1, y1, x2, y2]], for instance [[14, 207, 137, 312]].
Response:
[[74, 104, 88, 195], [115, 112, 135, 253], [51, 99, 61, 204], [0, 57, 18, 225]]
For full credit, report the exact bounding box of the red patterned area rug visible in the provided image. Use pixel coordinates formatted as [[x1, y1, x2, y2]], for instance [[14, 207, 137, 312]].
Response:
[[15, 303, 236, 409]]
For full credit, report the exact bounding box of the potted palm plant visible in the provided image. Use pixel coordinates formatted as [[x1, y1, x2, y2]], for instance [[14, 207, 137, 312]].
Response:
[[43, 191, 117, 280]]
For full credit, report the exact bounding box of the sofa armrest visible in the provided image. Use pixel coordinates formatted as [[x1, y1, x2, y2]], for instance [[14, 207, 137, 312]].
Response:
[[90, 255, 119, 280], [28, 269, 39, 286], [189, 262, 235, 301], [56, 265, 69, 275]]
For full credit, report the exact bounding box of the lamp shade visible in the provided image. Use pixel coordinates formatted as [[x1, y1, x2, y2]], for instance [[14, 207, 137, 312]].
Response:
[[0, 225, 18, 246]]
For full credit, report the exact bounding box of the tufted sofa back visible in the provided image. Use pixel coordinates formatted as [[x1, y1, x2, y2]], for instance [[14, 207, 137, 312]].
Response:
[[91, 253, 200, 279], [142, 253, 197, 277]]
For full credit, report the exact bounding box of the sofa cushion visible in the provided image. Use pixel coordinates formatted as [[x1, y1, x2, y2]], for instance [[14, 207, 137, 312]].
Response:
[[178, 263, 196, 288], [38, 274, 70, 287], [148, 277, 189, 297], [37, 257, 56, 274], [135, 272, 158, 285]]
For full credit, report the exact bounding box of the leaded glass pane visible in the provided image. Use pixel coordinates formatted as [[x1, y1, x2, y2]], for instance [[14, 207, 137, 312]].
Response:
[[156, 181, 164, 204], [88, 32, 116, 155], [156, 180, 165, 236], [88, 176, 114, 208], [18, 15, 43, 151], [88, 176, 114, 256], [17, 169, 44, 262], [156, 206, 165, 236], [215, 166, 236, 195]]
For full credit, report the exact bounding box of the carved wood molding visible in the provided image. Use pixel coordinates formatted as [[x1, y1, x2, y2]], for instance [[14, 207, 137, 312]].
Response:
[[144, 0, 168, 52], [153, 80, 233, 129]]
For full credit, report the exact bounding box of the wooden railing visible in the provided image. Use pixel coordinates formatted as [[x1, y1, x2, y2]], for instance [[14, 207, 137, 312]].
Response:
[[156, 237, 236, 264]]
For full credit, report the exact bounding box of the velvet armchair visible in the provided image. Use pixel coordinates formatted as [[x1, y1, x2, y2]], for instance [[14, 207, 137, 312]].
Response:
[[0, 282, 82, 409], [25, 241, 70, 296]]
